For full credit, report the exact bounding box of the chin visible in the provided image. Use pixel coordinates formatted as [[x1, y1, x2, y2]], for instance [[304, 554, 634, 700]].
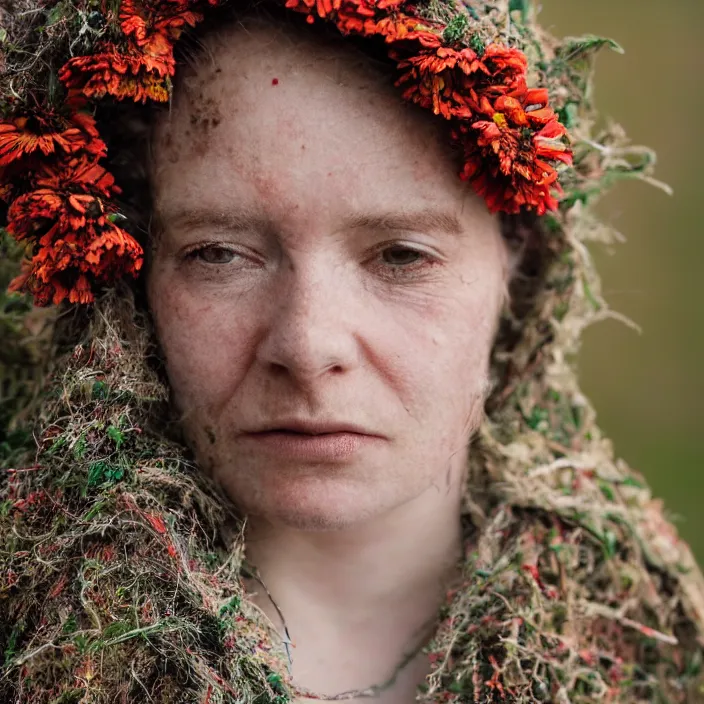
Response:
[[231, 470, 392, 531], [264, 508, 361, 532]]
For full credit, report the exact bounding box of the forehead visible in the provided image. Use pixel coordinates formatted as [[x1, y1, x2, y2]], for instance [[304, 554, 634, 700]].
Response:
[[151, 21, 484, 229]]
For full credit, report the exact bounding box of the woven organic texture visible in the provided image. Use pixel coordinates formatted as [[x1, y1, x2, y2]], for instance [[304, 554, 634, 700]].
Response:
[[1, 1, 703, 703]]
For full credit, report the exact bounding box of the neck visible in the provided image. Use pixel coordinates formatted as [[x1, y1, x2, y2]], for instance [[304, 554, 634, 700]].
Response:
[[242, 467, 465, 697], [246, 490, 464, 609]]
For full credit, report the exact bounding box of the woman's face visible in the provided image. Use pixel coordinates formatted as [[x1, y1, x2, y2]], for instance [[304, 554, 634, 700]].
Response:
[[148, 22, 509, 530]]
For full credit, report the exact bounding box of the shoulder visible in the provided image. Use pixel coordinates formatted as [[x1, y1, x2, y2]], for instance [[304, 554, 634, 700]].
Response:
[[423, 456, 704, 703]]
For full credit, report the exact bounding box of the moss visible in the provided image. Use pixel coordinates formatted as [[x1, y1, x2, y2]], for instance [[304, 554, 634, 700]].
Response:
[[1, 1, 704, 703], [442, 13, 470, 43]]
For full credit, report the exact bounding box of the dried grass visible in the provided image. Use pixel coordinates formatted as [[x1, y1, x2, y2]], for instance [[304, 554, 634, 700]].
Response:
[[2, 1, 704, 703]]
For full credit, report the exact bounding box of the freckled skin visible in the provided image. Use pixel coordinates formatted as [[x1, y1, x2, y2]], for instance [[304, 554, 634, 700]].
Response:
[[147, 21, 510, 532]]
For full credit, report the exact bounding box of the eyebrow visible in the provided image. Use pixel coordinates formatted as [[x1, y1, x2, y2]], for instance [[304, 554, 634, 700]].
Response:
[[344, 210, 463, 237], [159, 205, 464, 237], [159, 206, 271, 233]]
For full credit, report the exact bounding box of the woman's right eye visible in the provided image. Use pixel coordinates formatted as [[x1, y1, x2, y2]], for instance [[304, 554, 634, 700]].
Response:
[[188, 245, 239, 265]]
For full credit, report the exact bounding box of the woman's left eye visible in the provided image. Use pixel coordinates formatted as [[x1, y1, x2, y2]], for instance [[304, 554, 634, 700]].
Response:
[[371, 243, 440, 281], [380, 245, 425, 267], [188, 245, 240, 265]]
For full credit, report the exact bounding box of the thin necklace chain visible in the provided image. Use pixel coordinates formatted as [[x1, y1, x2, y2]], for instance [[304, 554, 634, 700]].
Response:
[[243, 563, 433, 701]]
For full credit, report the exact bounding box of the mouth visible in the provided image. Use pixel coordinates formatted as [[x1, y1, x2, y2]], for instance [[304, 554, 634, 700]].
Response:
[[256, 428, 353, 436], [241, 421, 383, 461], [246, 420, 379, 437]]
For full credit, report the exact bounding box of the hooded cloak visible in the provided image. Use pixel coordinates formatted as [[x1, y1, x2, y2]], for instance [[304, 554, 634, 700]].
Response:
[[1, 1, 703, 702]]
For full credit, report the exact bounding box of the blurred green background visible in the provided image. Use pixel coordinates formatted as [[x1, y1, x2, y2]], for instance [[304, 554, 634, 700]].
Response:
[[541, 1, 704, 561]]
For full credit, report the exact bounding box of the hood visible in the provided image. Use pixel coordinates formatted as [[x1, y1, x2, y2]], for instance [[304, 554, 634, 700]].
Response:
[[1, 1, 704, 702]]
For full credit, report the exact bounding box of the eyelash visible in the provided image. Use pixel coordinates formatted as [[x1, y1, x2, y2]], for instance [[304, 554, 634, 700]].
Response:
[[366, 242, 439, 280], [183, 241, 439, 280], [184, 243, 247, 266]]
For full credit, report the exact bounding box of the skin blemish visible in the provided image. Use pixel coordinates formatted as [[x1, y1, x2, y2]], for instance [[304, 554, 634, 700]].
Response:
[[159, 126, 180, 165], [272, 77, 279, 85], [188, 97, 222, 131], [181, 96, 223, 158], [205, 426, 217, 444]]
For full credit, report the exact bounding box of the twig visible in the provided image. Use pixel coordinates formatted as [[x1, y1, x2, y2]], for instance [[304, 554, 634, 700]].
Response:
[[586, 603, 678, 646]]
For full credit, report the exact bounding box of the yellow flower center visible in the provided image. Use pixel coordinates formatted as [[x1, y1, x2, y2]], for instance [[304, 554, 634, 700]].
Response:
[[493, 112, 508, 129]]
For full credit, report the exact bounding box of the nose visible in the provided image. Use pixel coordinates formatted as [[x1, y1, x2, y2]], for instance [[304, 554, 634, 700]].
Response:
[[255, 260, 361, 383]]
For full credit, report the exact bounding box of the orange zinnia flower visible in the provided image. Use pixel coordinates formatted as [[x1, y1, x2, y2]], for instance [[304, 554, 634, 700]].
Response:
[[285, 0, 410, 36], [120, 0, 202, 70], [284, 0, 336, 20], [9, 222, 142, 306], [0, 112, 106, 167], [6, 190, 63, 241], [480, 44, 528, 80], [7, 156, 120, 241], [373, 16, 441, 47], [395, 42, 527, 121], [34, 155, 121, 199], [120, 0, 202, 44], [59, 42, 174, 104], [61, 0, 204, 105], [7, 189, 99, 242], [7, 188, 143, 305], [6, 147, 143, 306]]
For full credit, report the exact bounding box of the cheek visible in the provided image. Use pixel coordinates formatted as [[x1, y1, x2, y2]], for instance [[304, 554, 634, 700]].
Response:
[[149, 273, 257, 415], [386, 274, 501, 441], [391, 275, 500, 384]]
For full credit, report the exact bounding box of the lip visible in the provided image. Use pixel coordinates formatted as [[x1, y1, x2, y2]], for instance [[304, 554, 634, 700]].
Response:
[[245, 419, 379, 436], [240, 421, 384, 462]]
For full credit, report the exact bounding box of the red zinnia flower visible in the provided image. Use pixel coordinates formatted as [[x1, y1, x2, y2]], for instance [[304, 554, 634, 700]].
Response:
[[7, 189, 105, 242], [6, 152, 143, 306], [7, 156, 120, 243], [6, 190, 64, 241], [455, 80, 572, 214], [284, 0, 341, 22], [60, 0, 204, 105], [335, 0, 405, 34]]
